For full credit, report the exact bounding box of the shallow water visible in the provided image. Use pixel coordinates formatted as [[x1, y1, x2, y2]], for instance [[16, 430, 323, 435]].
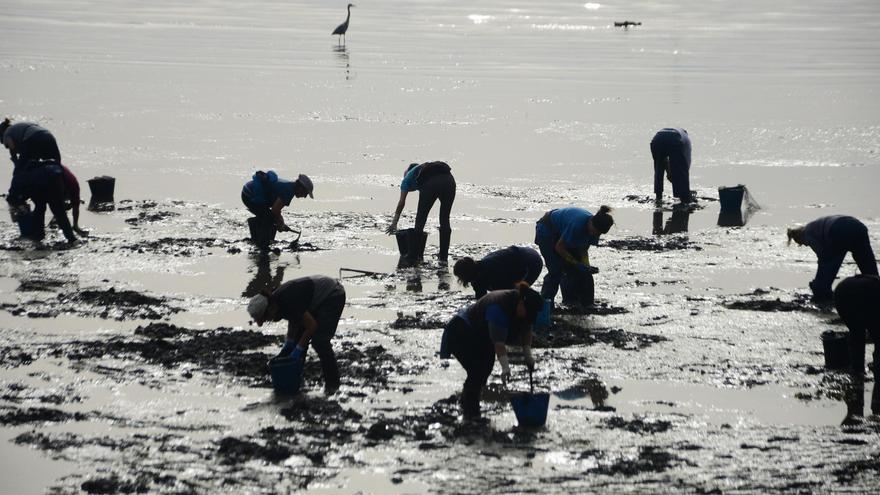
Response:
[[2, 0, 880, 493]]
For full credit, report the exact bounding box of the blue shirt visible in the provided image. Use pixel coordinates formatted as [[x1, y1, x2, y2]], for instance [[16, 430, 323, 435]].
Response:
[[400, 165, 421, 192], [540, 207, 600, 249], [242, 171, 296, 206]]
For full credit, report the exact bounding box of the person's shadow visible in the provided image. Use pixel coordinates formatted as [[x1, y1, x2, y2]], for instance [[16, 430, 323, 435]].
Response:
[[652, 207, 691, 235], [242, 253, 287, 297]]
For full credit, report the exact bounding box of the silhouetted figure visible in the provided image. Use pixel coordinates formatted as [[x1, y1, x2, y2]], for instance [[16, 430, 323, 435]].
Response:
[[241, 170, 314, 250], [651, 128, 693, 205], [614, 21, 641, 29], [787, 216, 878, 302], [386, 161, 456, 263], [535, 206, 614, 304], [332, 4, 355, 44], [454, 246, 543, 299], [834, 274, 880, 419], [248, 276, 346, 395], [439, 284, 543, 420], [1, 118, 61, 166], [2, 119, 76, 244]]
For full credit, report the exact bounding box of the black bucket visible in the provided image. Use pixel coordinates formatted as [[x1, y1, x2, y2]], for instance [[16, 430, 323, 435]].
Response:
[[560, 269, 594, 306], [395, 228, 428, 259], [247, 217, 277, 248], [821, 330, 850, 369], [718, 185, 744, 212], [87, 176, 115, 203]]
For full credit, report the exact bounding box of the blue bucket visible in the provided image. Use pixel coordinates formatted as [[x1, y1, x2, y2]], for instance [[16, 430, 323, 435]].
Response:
[[718, 185, 745, 212], [269, 356, 302, 394], [510, 392, 550, 427], [534, 299, 552, 329]]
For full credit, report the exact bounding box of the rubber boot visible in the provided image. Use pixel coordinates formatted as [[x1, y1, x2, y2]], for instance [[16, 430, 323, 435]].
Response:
[[438, 227, 451, 262], [461, 385, 481, 420], [872, 364, 880, 415], [318, 347, 341, 395], [871, 383, 880, 416], [841, 375, 867, 426]]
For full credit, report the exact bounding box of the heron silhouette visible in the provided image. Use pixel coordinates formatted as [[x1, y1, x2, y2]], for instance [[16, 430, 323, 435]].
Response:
[[332, 4, 355, 45]]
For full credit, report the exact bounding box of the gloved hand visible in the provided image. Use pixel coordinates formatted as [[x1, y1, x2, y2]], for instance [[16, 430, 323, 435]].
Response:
[[291, 345, 306, 361], [278, 340, 297, 357], [523, 347, 536, 372]]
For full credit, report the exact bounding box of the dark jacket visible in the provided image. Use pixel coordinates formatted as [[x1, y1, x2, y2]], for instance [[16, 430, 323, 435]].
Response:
[[3, 122, 60, 166], [472, 246, 542, 298]]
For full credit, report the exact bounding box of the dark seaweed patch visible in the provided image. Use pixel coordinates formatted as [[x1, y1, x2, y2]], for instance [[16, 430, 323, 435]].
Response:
[[120, 237, 236, 256], [15, 431, 137, 452], [124, 211, 180, 225], [1, 287, 181, 321], [602, 415, 673, 434], [0, 406, 88, 425], [58, 323, 277, 386], [16, 277, 69, 292], [80, 475, 150, 494], [554, 302, 629, 316], [0, 345, 35, 367], [389, 312, 446, 330], [723, 291, 825, 313], [535, 319, 666, 350], [605, 237, 701, 252], [833, 452, 880, 483], [217, 437, 294, 465], [590, 446, 682, 476]]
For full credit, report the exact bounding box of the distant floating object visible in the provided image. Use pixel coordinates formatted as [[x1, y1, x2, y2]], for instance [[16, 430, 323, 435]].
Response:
[[332, 3, 356, 44], [614, 21, 641, 28]]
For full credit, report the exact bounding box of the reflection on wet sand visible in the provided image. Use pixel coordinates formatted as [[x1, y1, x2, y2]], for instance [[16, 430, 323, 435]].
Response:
[[333, 45, 352, 81], [396, 258, 423, 292], [652, 207, 690, 235], [242, 253, 287, 297], [717, 208, 756, 228]]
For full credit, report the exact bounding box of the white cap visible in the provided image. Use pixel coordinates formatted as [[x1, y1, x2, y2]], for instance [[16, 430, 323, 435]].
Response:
[[297, 174, 314, 198], [247, 294, 269, 321]]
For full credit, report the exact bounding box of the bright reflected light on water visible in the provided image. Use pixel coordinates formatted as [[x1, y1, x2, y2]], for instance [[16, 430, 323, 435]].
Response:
[[531, 23, 597, 31], [584, 2, 602, 10], [467, 14, 494, 24]]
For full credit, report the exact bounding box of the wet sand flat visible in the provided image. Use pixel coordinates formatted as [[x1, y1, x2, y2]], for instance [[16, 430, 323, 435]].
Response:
[[2, 0, 880, 493]]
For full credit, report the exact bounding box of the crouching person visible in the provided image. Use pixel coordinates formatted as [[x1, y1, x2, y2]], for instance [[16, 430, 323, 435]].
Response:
[[248, 275, 346, 394], [834, 274, 880, 418], [440, 283, 544, 420]]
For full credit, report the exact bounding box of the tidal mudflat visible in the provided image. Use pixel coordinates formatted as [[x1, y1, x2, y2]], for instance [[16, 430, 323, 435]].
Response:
[[2, 0, 879, 493]]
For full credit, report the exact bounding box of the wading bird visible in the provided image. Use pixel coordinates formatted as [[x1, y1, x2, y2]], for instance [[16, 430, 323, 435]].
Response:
[[332, 4, 355, 44]]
